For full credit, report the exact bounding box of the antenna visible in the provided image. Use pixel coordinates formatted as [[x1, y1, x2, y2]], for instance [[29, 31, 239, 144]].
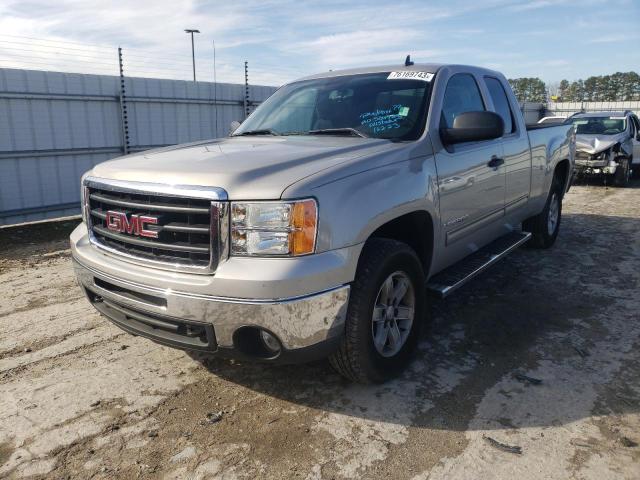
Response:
[[405, 55, 414, 66]]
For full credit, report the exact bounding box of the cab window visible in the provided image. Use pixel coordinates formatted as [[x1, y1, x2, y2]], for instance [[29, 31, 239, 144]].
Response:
[[485, 77, 515, 134], [440, 74, 485, 129]]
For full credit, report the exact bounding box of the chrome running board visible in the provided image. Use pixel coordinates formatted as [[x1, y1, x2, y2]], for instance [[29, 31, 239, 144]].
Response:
[[426, 231, 532, 298]]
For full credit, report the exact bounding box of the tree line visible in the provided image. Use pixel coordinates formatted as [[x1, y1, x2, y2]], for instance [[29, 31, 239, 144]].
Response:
[[508, 72, 640, 103]]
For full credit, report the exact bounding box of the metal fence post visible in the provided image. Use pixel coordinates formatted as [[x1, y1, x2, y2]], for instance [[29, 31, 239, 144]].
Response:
[[118, 47, 130, 155], [244, 61, 250, 119]]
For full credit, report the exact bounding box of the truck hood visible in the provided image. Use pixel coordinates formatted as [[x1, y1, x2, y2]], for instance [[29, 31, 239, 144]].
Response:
[[575, 132, 626, 155], [91, 136, 397, 199]]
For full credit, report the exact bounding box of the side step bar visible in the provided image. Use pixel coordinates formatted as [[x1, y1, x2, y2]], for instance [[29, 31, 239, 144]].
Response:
[[426, 231, 532, 298]]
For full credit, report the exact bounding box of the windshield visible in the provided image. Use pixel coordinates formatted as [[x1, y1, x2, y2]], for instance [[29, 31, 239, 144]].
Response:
[[234, 72, 434, 141], [567, 116, 627, 135]]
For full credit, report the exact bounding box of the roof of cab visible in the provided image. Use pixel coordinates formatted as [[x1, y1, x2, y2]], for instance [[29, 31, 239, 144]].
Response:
[[294, 63, 502, 82]]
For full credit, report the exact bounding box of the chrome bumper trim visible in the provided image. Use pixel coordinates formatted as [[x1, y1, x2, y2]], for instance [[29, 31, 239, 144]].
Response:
[[73, 258, 350, 349]]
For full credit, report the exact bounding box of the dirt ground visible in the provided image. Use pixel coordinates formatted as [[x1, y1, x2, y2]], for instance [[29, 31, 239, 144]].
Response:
[[1, 182, 639, 479]]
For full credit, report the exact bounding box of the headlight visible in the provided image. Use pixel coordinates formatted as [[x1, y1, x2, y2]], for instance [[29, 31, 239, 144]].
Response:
[[591, 149, 610, 160], [231, 199, 317, 256]]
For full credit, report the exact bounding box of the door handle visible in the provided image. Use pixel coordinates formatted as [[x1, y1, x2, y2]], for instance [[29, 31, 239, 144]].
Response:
[[488, 156, 504, 168]]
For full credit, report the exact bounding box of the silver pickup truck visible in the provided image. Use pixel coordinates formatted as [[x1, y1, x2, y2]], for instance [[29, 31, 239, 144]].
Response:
[[71, 63, 575, 383]]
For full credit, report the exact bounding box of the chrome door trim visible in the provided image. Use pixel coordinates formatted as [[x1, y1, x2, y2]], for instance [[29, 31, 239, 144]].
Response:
[[446, 206, 504, 245], [505, 194, 529, 213]]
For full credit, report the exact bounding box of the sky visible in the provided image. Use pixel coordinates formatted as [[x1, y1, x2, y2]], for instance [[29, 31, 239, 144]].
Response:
[[0, 0, 638, 87]]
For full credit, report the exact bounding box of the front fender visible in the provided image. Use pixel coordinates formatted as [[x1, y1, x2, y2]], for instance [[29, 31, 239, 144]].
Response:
[[299, 155, 439, 253]]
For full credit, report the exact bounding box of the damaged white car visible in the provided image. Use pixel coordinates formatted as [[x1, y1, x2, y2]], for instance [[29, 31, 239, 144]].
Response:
[[566, 111, 640, 186]]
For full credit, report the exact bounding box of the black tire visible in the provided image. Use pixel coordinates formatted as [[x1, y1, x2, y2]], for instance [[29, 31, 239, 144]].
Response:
[[329, 238, 426, 383], [523, 174, 563, 249], [613, 157, 631, 187]]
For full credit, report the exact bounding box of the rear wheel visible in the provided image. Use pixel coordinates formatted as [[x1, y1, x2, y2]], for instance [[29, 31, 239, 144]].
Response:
[[523, 175, 563, 249], [613, 157, 631, 187], [329, 239, 425, 383]]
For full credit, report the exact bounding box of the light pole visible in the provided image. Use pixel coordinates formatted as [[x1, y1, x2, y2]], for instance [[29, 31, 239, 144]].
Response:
[[184, 29, 200, 82]]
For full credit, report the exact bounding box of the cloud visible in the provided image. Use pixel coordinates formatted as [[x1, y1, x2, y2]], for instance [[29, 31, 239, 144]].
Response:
[[587, 34, 638, 44], [508, 0, 558, 11], [507, 0, 609, 11], [12, 1, 276, 50], [294, 29, 424, 68], [0, 0, 637, 85], [0, 0, 272, 82]]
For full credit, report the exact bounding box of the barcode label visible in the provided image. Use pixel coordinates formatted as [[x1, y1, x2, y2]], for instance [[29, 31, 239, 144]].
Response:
[[387, 71, 434, 82]]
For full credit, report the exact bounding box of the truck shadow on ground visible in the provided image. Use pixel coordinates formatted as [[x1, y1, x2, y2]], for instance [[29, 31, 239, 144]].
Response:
[[191, 211, 640, 432]]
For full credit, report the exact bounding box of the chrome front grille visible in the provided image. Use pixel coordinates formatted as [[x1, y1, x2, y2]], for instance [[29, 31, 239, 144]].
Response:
[[84, 177, 228, 274]]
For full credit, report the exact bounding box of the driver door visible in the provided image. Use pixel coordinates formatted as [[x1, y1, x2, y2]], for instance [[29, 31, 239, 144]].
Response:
[[434, 73, 505, 247]]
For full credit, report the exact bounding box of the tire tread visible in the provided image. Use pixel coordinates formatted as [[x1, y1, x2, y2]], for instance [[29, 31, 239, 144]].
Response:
[[329, 238, 423, 383], [523, 174, 563, 249]]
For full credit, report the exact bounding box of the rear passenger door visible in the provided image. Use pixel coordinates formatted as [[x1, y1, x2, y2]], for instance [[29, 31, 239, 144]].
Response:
[[483, 76, 531, 215], [433, 73, 505, 246]]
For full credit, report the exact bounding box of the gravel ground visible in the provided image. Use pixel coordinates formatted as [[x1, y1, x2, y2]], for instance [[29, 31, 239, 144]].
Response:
[[1, 182, 639, 479]]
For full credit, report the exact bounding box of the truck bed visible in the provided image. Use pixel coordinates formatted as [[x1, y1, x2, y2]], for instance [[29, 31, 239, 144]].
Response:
[[526, 122, 566, 130]]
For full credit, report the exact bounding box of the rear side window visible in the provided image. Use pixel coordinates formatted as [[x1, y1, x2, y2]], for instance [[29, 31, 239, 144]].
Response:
[[485, 77, 514, 134], [441, 74, 485, 128]]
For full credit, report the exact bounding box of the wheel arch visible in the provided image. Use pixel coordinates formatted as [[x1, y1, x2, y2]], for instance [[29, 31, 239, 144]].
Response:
[[554, 158, 571, 196], [366, 210, 434, 275]]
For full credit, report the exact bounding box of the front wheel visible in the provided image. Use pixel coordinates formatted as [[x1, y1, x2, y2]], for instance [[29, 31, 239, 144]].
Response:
[[523, 175, 563, 249], [329, 239, 425, 383], [613, 157, 631, 187]]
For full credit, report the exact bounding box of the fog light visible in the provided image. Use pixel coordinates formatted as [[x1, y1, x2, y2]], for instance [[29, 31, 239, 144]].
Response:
[[260, 330, 281, 353]]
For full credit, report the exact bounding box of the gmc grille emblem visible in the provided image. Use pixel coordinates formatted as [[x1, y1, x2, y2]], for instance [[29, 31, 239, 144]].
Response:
[[106, 211, 159, 238]]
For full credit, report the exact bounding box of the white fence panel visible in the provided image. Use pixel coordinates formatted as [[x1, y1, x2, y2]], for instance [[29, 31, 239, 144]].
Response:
[[0, 68, 276, 225], [546, 101, 640, 117]]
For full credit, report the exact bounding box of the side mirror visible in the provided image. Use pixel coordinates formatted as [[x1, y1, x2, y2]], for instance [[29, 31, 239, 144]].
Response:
[[229, 120, 242, 135], [440, 111, 504, 145]]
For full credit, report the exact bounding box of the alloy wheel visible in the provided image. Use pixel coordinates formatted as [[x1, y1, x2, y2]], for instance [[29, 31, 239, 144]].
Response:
[[371, 271, 415, 357]]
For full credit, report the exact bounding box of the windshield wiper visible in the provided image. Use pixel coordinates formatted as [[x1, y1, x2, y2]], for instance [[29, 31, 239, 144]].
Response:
[[234, 129, 279, 136], [307, 128, 369, 138]]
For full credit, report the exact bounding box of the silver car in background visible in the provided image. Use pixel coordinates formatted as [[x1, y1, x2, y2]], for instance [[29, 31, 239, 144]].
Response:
[[566, 110, 640, 186]]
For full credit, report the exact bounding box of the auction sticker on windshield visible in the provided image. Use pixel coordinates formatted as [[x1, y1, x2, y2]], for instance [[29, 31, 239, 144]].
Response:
[[387, 71, 434, 81]]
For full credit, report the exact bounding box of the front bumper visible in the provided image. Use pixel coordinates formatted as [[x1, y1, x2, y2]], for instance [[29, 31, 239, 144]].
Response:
[[74, 258, 350, 363], [575, 159, 618, 175], [70, 220, 359, 363]]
